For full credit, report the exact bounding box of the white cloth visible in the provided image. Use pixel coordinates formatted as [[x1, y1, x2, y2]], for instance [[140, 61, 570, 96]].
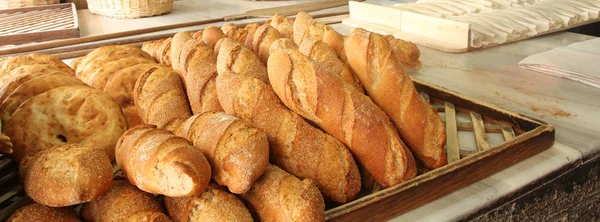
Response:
[[518, 38, 600, 88]]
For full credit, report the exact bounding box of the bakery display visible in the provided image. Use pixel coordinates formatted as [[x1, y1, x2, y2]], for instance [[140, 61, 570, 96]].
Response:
[[164, 183, 253, 222], [115, 125, 211, 197], [345, 28, 447, 169], [178, 112, 269, 194], [19, 143, 113, 207], [81, 178, 172, 222]]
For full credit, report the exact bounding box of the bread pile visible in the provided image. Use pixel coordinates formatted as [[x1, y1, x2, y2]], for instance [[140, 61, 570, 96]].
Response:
[[1, 12, 444, 221]]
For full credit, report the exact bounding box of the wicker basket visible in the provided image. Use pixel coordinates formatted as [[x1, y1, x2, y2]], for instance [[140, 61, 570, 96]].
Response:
[[0, 0, 59, 9], [87, 0, 173, 19]]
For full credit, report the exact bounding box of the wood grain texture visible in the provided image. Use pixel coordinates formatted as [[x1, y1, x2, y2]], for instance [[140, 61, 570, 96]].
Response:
[[444, 102, 460, 164]]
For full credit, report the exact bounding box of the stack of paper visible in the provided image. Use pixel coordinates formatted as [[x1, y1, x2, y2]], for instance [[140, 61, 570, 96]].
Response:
[[519, 38, 600, 89]]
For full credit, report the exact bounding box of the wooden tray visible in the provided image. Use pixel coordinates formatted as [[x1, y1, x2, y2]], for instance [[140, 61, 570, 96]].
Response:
[[0, 78, 554, 220], [345, 1, 600, 53], [0, 3, 80, 46]]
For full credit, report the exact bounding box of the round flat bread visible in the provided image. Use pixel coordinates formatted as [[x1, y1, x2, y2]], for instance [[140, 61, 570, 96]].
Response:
[[76, 45, 153, 80], [0, 66, 70, 104], [4, 85, 127, 162], [87, 57, 155, 89], [0, 74, 86, 124], [103, 63, 161, 128], [0, 54, 74, 78], [0, 64, 68, 88]]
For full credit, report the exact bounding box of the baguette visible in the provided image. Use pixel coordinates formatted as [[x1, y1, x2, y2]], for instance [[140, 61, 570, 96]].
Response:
[[384, 35, 422, 72], [221, 23, 248, 44], [217, 38, 269, 84], [115, 124, 211, 197], [298, 38, 363, 92], [239, 165, 325, 222], [81, 178, 172, 222], [164, 183, 253, 222], [345, 29, 446, 169], [179, 112, 269, 194], [293, 12, 347, 62], [265, 14, 294, 39], [243, 23, 260, 50], [179, 42, 223, 114], [268, 38, 298, 54], [252, 24, 281, 64], [170, 32, 195, 75], [7, 203, 79, 222], [202, 26, 227, 55], [267, 49, 417, 186], [19, 143, 113, 207], [216, 71, 360, 203], [133, 66, 192, 128]]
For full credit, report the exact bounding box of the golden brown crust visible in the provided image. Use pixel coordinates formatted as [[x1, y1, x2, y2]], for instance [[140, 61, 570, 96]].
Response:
[[133, 67, 192, 128], [252, 24, 281, 64], [103, 63, 162, 128], [19, 143, 113, 207], [0, 54, 73, 78], [202, 26, 227, 55], [180, 42, 223, 114], [76, 45, 153, 82], [0, 67, 70, 108], [0, 73, 86, 124], [243, 23, 260, 50], [164, 183, 253, 222], [240, 165, 325, 222], [268, 38, 298, 55], [345, 29, 446, 169], [81, 179, 171, 222], [293, 12, 347, 63], [298, 38, 363, 93], [86, 56, 155, 89], [4, 85, 127, 162], [216, 71, 360, 203], [217, 38, 269, 84], [267, 49, 417, 186], [180, 112, 269, 194], [171, 32, 196, 75], [221, 23, 248, 44], [7, 203, 79, 222], [115, 125, 211, 197], [384, 35, 422, 72], [265, 14, 294, 39]]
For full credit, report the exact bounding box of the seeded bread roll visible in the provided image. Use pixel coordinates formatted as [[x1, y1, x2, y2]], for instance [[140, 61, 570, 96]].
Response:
[[7, 203, 79, 222], [20, 143, 113, 207], [216, 71, 360, 203], [115, 125, 211, 197], [240, 165, 325, 222], [164, 183, 252, 222], [267, 49, 417, 187], [345, 28, 446, 169], [178, 112, 269, 194], [81, 178, 172, 222]]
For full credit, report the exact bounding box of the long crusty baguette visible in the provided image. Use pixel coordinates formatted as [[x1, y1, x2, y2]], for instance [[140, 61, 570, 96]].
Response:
[[216, 71, 360, 203], [239, 165, 325, 222], [221, 23, 248, 44], [345, 28, 447, 169], [178, 112, 269, 194], [217, 38, 269, 84], [164, 183, 252, 222], [19, 143, 113, 207], [267, 49, 416, 187], [81, 178, 172, 222], [268, 38, 298, 54], [115, 124, 211, 197], [384, 35, 422, 72], [252, 24, 281, 64], [170, 32, 195, 75], [179, 41, 222, 114], [7, 203, 79, 222], [201, 26, 227, 55], [298, 38, 363, 93], [265, 14, 294, 39], [133, 66, 192, 128]]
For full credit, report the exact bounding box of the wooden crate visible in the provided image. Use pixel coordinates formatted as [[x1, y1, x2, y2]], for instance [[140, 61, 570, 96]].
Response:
[[0, 79, 554, 220], [0, 3, 79, 46]]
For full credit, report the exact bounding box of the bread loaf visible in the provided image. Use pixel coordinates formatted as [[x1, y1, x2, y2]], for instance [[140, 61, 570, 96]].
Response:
[[81, 178, 172, 222], [384, 35, 422, 72], [252, 24, 281, 64], [293, 12, 347, 62], [268, 38, 298, 54], [201, 26, 227, 55], [240, 165, 325, 222], [115, 124, 211, 197], [170, 32, 195, 75], [133, 66, 192, 128], [75, 45, 153, 82], [86, 57, 155, 89], [217, 38, 269, 84], [267, 49, 416, 187], [243, 23, 260, 50], [179, 42, 223, 114], [19, 143, 113, 207], [4, 85, 127, 162], [7, 203, 79, 222], [345, 29, 446, 169], [164, 183, 253, 222], [0, 68, 72, 113], [216, 71, 360, 203], [221, 23, 248, 44], [265, 14, 294, 39], [179, 112, 269, 194], [298, 38, 363, 92], [0, 54, 73, 78]]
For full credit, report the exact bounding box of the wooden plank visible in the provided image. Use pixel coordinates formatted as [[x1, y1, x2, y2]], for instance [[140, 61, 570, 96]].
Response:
[[348, 1, 403, 30], [470, 111, 490, 151], [400, 11, 470, 50], [502, 125, 516, 141], [444, 102, 461, 163]]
